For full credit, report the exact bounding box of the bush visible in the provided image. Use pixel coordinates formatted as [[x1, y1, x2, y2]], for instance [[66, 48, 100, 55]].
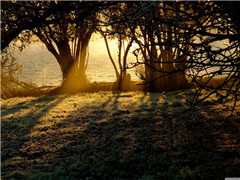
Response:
[[1, 49, 42, 98], [1, 49, 23, 98]]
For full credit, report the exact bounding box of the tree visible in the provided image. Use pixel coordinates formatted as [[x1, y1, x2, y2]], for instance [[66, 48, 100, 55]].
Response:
[[172, 1, 240, 113], [99, 3, 134, 91], [107, 1, 239, 114], [103, 2, 190, 92], [1, 1, 106, 92], [131, 2, 190, 92], [31, 2, 97, 92], [1, 1, 52, 50]]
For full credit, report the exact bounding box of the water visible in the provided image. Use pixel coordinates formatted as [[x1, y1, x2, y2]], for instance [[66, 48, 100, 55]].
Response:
[[12, 34, 229, 87], [14, 34, 139, 86]]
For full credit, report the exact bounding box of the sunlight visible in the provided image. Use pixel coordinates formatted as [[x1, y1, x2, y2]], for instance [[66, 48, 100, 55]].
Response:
[[12, 32, 141, 86], [88, 32, 141, 81], [60, 59, 87, 93], [2, 1, 240, 179]]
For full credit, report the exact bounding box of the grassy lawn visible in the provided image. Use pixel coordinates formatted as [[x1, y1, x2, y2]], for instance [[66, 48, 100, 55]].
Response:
[[1, 91, 240, 179]]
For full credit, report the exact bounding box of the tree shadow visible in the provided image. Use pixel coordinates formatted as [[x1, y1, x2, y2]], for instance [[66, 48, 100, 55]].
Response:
[[167, 94, 240, 178], [51, 92, 191, 178], [2, 92, 239, 179], [1, 95, 65, 178], [1, 96, 57, 117]]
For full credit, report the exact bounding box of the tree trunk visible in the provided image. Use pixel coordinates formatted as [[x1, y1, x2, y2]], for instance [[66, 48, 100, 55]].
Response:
[[101, 32, 120, 80], [57, 39, 73, 77], [78, 35, 90, 84], [120, 39, 133, 91], [60, 34, 91, 93]]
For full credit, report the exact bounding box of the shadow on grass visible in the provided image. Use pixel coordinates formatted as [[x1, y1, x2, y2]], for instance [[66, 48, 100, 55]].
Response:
[[1, 92, 240, 179], [1, 96, 65, 178]]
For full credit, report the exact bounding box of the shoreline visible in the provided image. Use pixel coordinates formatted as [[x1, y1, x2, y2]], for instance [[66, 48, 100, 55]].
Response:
[[1, 75, 236, 99]]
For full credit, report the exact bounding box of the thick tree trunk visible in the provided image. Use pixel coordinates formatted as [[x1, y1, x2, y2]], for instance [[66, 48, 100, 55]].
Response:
[[60, 34, 91, 93], [78, 35, 90, 84], [34, 25, 92, 93], [57, 39, 74, 82]]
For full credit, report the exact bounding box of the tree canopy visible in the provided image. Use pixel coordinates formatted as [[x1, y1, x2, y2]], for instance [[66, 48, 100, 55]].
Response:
[[1, 1, 239, 102]]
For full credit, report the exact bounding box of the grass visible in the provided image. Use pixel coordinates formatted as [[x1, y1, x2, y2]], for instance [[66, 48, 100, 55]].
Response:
[[1, 91, 240, 179]]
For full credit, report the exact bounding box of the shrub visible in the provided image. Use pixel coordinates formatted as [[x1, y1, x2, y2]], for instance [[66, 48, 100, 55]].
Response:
[[1, 49, 22, 98]]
